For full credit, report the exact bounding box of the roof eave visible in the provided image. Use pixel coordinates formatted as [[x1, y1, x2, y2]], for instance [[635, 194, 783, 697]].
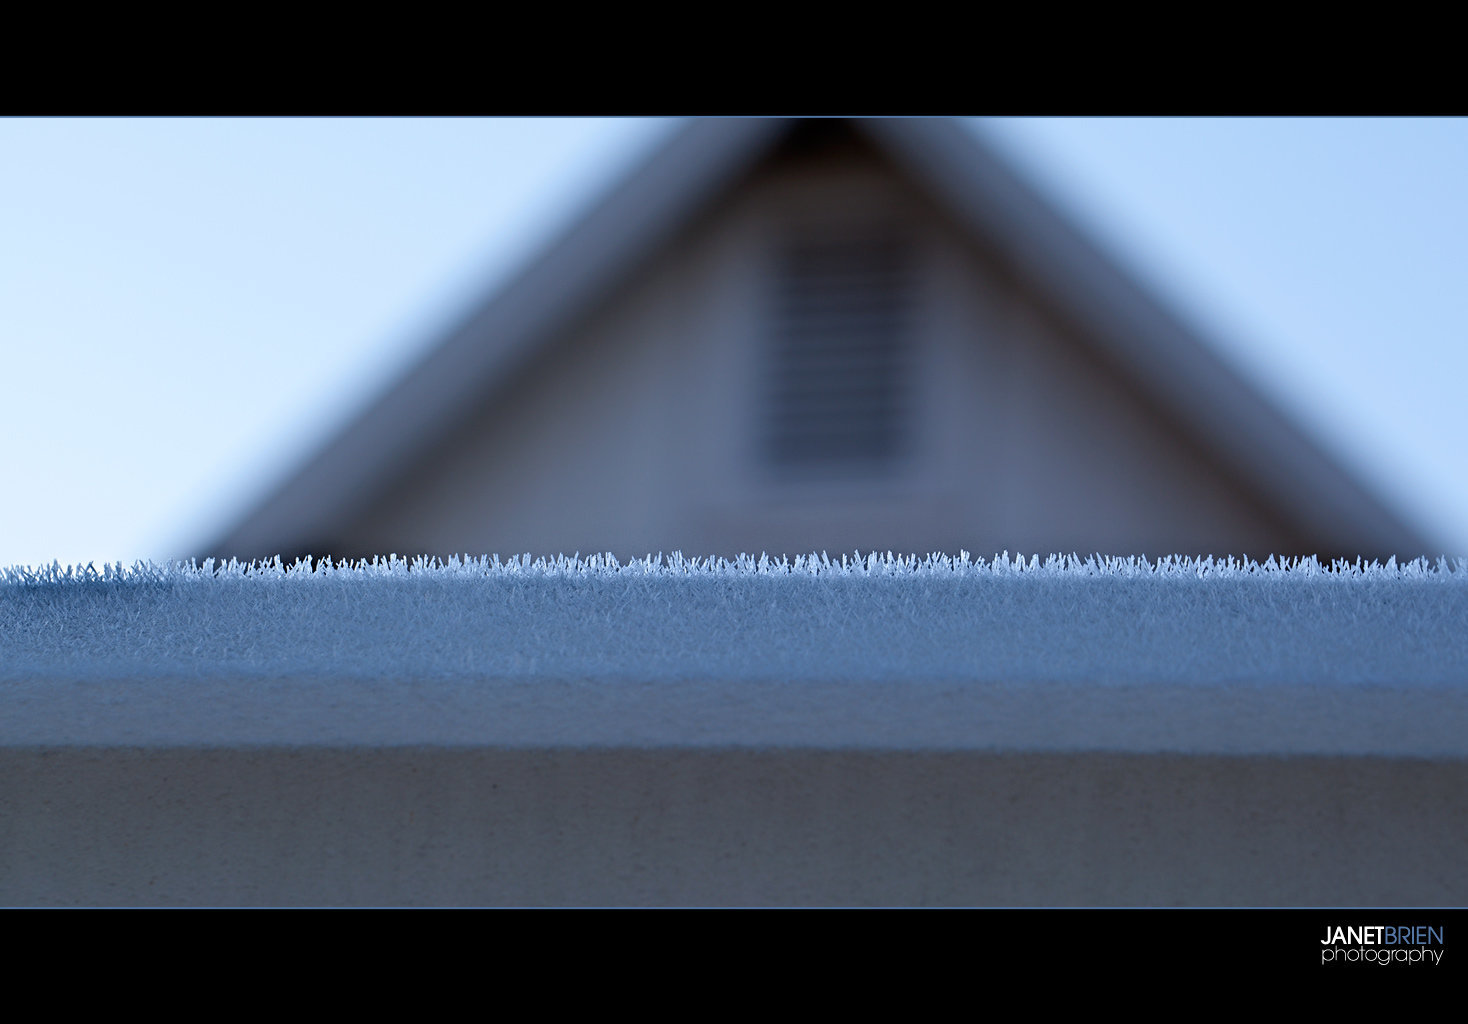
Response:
[[207, 117, 1436, 561], [206, 118, 792, 559], [860, 117, 1436, 556]]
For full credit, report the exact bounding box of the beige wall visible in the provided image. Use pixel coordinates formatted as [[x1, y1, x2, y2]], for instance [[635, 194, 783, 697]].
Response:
[[345, 138, 1303, 561]]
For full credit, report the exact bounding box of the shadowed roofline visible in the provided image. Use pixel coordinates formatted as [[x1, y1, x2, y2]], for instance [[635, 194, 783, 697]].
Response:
[[203, 118, 1435, 561]]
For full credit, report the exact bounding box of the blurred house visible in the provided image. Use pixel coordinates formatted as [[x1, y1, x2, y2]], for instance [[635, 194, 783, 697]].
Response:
[[208, 118, 1428, 563]]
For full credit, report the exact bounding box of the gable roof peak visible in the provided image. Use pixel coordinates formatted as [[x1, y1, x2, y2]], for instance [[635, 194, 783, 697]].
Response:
[[204, 117, 1433, 560]]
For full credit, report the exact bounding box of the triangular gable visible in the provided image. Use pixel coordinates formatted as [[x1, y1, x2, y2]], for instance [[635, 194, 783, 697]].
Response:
[[207, 118, 1431, 560]]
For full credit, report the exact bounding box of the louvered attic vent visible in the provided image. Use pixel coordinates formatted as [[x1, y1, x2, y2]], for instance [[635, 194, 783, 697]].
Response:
[[762, 230, 916, 476]]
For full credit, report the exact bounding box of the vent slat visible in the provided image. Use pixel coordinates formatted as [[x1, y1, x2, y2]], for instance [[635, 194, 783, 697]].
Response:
[[763, 231, 914, 474]]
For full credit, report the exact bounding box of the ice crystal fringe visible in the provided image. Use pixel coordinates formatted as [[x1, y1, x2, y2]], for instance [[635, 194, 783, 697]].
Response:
[[5, 552, 1466, 687], [5, 551, 1468, 588]]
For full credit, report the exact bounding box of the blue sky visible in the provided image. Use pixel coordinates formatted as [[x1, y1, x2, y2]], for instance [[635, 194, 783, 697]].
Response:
[[2, 117, 1465, 567]]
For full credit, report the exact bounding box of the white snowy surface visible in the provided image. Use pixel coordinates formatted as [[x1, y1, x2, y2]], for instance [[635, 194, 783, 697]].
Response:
[[3, 553, 1466, 753]]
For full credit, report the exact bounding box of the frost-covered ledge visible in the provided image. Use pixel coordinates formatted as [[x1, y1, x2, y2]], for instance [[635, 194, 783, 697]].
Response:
[[4, 553, 1467, 906], [3, 553, 1467, 755]]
